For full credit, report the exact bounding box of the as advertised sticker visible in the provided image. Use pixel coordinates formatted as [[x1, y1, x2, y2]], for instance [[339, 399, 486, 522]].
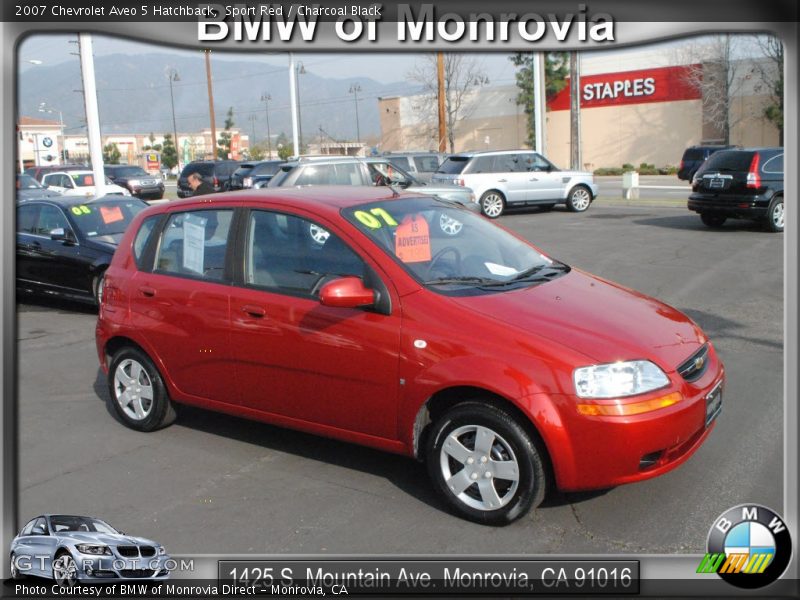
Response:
[[395, 215, 430, 263], [99, 205, 124, 224]]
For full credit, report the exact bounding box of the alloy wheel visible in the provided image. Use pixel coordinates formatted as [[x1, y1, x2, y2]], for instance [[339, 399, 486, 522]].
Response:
[[53, 554, 78, 587], [481, 194, 504, 218], [113, 359, 155, 421], [439, 424, 520, 511], [772, 201, 784, 229], [570, 188, 591, 211]]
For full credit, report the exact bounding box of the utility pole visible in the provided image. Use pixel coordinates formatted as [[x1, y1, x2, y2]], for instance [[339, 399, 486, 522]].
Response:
[[204, 50, 217, 160], [437, 52, 446, 153], [166, 68, 180, 169], [248, 114, 257, 146], [261, 93, 272, 158], [295, 61, 306, 153], [78, 34, 106, 196], [288, 54, 299, 158], [569, 51, 581, 170], [349, 83, 362, 143]]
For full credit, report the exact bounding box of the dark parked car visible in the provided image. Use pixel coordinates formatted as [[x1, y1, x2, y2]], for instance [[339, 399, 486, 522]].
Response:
[[17, 195, 148, 305], [105, 165, 164, 200], [16, 174, 62, 200], [24, 164, 87, 183], [228, 160, 284, 190], [688, 147, 784, 232], [677, 145, 735, 181], [177, 160, 240, 198]]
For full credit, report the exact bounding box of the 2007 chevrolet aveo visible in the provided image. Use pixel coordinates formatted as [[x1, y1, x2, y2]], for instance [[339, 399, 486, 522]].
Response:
[[96, 187, 724, 525]]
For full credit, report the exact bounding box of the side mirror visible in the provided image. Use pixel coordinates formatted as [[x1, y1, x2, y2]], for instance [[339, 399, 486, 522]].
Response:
[[50, 227, 67, 241], [32, 525, 46, 535], [319, 277, 375, 309]]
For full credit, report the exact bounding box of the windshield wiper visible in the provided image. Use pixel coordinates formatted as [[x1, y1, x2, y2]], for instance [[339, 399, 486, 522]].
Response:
[[424, 276, 500, 286], [508, 263, 570, 282]]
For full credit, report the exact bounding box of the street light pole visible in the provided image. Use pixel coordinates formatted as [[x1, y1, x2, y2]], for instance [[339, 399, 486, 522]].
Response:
[[295, 62, 306, 153], [261, 92, 272, 158], [349, 83, 362, 144], [248, 114, 257, 147], [166, 68, 180, 169]]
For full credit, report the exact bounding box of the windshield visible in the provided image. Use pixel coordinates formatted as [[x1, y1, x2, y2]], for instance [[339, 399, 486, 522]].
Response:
[[251, 161, 283, 176], [344, 197, 566, 295], [68, 198, 148, 237], [17, 175, 43, 189], [50, 515, 118, 534], [110, 167, 148, 178]]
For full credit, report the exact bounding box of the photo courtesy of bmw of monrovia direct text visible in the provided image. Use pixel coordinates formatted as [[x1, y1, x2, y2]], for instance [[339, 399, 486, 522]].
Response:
[[1, 0, 797, 598]]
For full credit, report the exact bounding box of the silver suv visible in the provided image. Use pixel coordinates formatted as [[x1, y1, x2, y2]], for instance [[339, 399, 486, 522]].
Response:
[[268, 156, 479, 235], [432, 150, 599, 218]]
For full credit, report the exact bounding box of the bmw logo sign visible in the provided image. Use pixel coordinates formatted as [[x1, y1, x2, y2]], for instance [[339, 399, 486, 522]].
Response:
[[42, 136, 53, 148], [699, 504, 792, 589]]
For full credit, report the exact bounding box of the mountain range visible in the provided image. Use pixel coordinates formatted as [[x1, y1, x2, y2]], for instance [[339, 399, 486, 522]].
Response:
[[19, 52, 417, 145]]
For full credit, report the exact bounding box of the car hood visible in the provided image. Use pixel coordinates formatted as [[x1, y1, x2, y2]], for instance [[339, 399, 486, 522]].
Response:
[[452, 269, 706, 371], [83, 233, 122, 252], [58, 532, 159, 547]]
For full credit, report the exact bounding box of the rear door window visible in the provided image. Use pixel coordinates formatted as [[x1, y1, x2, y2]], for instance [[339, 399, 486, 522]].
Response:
[[494, 154, 525, 173], [414, 155, 441, 172], [155, 210, 234, 281], [386, 156, 411, 170], [17, 204, 40, 234], [295, 164, 337, 185]]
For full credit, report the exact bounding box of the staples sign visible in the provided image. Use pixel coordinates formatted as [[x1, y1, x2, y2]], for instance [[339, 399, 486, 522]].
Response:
[[549, 65, 702, 111]]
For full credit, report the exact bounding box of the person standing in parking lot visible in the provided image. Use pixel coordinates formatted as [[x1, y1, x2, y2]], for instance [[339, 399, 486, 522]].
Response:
[[187, 172, 215, 196]]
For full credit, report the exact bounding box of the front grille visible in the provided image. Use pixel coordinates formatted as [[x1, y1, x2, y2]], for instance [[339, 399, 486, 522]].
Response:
[[139, 546, 156, 557], [116, 546, 139, 557], [120, 569, 155, 578], [677, 344, 710, 382]]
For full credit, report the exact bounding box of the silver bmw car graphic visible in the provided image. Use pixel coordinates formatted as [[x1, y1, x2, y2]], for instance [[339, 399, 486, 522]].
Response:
[[10, 514, 171, 585]]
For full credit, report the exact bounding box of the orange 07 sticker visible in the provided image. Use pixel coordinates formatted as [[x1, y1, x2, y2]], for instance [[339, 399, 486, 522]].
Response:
[[395, 215, 431, 263]]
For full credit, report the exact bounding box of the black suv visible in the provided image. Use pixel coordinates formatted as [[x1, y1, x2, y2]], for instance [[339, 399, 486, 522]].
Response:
[[678, 145, 735, 181], [177, 160, 240, 198], [688, 147, 784, 232], [105, 165, 164, 200], [229, 160, 284, 190]]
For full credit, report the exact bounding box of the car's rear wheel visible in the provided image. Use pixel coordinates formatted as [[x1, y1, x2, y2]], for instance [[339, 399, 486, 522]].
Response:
[[700, 213, 727, 228], [764, 196, 784, 233], [426, 401, 546, 525], [109, 347, 176, 432], [52, 552, 78, 587], [480, 191, 505, 219], [566, 185, 592, 212]]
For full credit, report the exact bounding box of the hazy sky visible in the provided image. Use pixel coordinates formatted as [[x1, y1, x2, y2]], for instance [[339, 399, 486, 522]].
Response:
[[19, 34, 521, 87]]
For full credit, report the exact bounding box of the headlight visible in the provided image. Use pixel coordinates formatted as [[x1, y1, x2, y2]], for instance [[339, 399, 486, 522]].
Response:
[[573, 360, 669, 398], [76, 544, 111, 555]]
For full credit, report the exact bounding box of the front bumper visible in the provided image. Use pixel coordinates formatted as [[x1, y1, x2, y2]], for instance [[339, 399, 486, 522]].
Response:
[[543, 345, 725, 491], [74, 554, 171, 581]]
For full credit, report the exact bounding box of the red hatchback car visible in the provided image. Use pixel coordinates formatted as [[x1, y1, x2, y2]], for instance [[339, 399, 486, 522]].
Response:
[[96, 187, 724, 524]]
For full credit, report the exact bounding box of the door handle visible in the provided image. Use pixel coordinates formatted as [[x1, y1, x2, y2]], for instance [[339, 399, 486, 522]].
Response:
[[241, 304, 266, 318], [138, 286, 156, 297], [529, 177, 539, 181], [497, 179, 507, 183]]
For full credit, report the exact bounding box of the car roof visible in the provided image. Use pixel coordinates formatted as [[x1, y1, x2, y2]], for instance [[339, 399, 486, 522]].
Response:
[[148, 186, 431, 214], [446, 150, 534, 158], [17, 194, 140, 207]]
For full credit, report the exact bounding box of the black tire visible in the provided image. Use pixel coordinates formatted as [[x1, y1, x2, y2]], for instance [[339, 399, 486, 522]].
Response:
[[764, 196, 784, 233], [426, 401, 547, 525], [92, 272, 106, 306], [479, 191, 506, 219], [700, 213, 727, 228], [108, 346, 176, 432], [566, 185, 592, 212], [10, 553, 25, 580]]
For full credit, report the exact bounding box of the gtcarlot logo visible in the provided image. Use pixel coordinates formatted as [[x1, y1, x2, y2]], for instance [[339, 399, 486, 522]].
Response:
[[697, 504, 792, 589]]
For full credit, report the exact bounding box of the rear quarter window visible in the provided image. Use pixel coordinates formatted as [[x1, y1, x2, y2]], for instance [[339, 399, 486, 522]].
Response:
[[762, 154, 783, 174]]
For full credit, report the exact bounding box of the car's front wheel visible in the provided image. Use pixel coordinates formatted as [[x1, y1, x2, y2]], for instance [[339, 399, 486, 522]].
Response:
[[52, 552, 78, 587], [10, 553, 25, 580], [566, 185, 592, 212], [109, 347, 176, 432], [700, 213, 727, 228], [764, 196, 784, 233], [426, 401, 547, 525], [480, 191, 506, 219]]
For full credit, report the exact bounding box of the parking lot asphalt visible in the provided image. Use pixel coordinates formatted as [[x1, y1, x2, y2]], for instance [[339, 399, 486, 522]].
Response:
[[17, 201, 783, 556]]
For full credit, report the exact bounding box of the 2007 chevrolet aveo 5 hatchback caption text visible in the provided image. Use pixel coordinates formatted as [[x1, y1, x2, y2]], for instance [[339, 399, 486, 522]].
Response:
[[96, 187, 725, 525]]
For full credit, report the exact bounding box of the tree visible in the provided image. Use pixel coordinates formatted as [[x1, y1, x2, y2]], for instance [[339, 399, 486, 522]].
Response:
[[102, 143, 121, 164], [677, 36, 766, 145], [509, 52, 569, 148], [406, 54, 488, 152], [161, 133, 178, 169], [752, 35, 783, 143], [249, 144, 266, 161], [277, 143, 294, 161], [143, 132, 162, 152], [217, 107, 235, 159]]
